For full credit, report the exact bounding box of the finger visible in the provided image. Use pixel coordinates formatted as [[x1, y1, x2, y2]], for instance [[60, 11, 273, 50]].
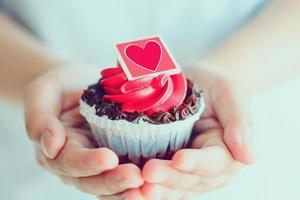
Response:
[[36, 134, 118, 177], [24, 78, 66, 159], [172, 147, 232, 177], [67, 164, 143, 196], [100, 189, 145, 200], [172, 129, 235, 176], [193, 118, 222, 132], [58, 175, 73, 185], [60, 107, 87, 128], [61, 90, 83, 111], [141, 183, 194, 200], [143, 160, 196, 189], [211, 80, 255, 164], [143, 159, 231, 192]]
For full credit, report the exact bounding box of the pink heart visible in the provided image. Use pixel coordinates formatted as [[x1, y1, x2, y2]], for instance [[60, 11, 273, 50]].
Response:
[[125, 41, 161, 72]]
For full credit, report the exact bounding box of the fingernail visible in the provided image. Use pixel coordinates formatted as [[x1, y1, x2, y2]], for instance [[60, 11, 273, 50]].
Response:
[[117, 179, 132, 189], [242, 128, 256, 163], [181, 161, 196, 172], [114, 175, 134, 189], [40, 130, 54, 159], [244, 140, 256, 163], [150, 168, 169, 183], [116, 176, 142, 189], [175, 154, 196, 172], [117, 180, 128, 189]]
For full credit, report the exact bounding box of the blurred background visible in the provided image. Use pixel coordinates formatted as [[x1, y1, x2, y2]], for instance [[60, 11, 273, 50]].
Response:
[[1, 0, 300, 199]]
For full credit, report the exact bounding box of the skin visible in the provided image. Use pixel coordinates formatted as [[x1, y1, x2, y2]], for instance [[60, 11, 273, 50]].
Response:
[[25, 66, 145, 196], [99, 66, 252, 199], [1, 0, 300, 199], [25, 65, 249, 199]]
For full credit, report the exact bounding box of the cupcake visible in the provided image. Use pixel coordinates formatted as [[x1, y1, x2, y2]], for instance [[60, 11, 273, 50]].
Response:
[[80, 66, 204, 165], [80, 36, 205, 165]]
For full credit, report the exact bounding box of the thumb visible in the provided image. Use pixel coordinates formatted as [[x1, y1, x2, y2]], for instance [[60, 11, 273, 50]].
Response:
[[211, 81, 255, 164], [24, 77, 66, 159]]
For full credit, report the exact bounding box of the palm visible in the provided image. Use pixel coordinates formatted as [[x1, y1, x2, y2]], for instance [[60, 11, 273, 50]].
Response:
[[185, 67, 254, 163], [137, 68, 254, 199], [28, 67, 144, 198]]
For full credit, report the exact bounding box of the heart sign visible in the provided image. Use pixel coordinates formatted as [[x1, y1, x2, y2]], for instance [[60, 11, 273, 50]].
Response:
[[115, 36, 181, 80], [125, 41, 161, 72]]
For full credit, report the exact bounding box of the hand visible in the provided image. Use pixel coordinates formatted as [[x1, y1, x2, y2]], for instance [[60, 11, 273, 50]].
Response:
[[24, 65, 144, 196], [140, 66, 255, 199], [141, 130, 241, 200], [100, 66, 255, 200]]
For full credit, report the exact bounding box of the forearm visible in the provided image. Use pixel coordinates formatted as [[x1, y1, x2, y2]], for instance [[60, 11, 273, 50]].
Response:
[[199, 0, 300, 95], [0, 12, 63, 100]]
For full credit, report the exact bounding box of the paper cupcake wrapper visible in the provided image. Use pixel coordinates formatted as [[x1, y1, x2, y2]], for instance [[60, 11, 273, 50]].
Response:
[[80, 100, 205, 165]]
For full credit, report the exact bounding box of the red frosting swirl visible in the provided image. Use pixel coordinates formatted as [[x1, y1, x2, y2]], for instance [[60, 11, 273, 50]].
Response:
[[100, 66, 187, 116]]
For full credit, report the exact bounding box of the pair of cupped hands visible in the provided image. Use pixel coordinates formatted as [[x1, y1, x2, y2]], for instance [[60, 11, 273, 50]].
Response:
[[24, 65, 255, 200]]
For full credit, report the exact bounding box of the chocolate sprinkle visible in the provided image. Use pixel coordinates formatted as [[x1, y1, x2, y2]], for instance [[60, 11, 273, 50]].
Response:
[[81, 79, 203, 124]]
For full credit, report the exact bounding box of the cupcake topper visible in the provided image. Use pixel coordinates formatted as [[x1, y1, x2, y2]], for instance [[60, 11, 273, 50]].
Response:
[[115, 36, 181, 80]]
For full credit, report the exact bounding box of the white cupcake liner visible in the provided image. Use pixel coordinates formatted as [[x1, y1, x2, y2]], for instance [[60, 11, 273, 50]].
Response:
[[80, 99, 205, 165]]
